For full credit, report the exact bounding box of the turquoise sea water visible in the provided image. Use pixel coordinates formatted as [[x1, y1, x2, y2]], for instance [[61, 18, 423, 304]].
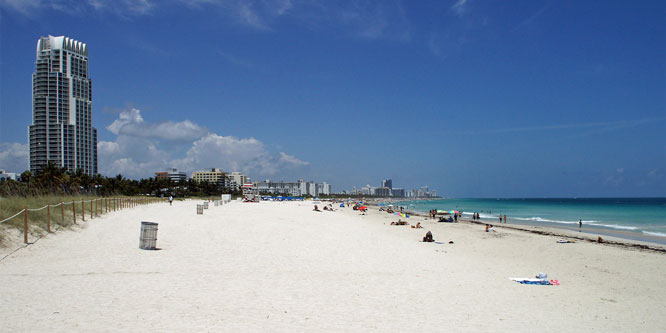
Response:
[[392, 198, 666, 242]]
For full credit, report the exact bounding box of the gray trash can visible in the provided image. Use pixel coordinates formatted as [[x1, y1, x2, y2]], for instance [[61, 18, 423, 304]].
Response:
[[197, 204, 204, 214], [203, 202, 209, 209], [139, 221, 159, 250]]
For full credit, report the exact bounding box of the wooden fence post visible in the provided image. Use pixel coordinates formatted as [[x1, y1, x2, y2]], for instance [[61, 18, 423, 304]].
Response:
[[90, 200, 93, 219], [61, 202, 64, 223], [47, 204, 51, 233], [23, 206, 28, 244], [82, 199, 85, 222], [73, 201, 77, 224]]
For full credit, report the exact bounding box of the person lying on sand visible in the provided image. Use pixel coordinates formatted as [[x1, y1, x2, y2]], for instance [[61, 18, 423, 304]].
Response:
[[411, 222, 424, 229], [313, 205, 321, 212], [390, 219, 409, 226]]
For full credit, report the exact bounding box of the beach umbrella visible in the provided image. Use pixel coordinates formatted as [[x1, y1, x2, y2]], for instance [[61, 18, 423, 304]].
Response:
[[359, 206, 367, 210], [436, 210, 449, 215], [379, 203, 386, 206], [449, 210, 459, 214]]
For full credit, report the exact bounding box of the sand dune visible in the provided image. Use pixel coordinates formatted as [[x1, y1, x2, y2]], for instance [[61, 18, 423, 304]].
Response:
[[1, 200, 664, 331]]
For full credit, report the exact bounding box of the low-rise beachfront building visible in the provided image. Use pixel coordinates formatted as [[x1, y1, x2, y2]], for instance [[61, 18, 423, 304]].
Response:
[[0, 169, 19, 181], [405, 186, 438, 198], [190, 168, 228, 186], [255, 179, 332, 196], [155, 168, 187, 183], [375, 187, 391, 197], [319, 182, 331, 195], [361, 184, 375, 196], [391, 188, 405, 197], [227, 172, 247, 190], [256, 180, 301, 196]]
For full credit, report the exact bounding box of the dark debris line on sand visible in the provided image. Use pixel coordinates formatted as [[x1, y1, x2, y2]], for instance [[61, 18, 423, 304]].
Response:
[[460, 219, 666, 254], [365, 203, 665, 254]]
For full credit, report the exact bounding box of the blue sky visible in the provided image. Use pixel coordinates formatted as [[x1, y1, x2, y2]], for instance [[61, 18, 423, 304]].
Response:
[[0, 0, 664, 197]]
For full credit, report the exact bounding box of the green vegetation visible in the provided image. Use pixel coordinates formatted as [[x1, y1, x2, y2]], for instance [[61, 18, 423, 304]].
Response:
[[0, 163, 240, 246], [1, 162, 241, 198]]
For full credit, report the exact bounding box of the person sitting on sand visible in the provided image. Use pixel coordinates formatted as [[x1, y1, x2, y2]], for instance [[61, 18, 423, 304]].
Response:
[[415, 222, 423, 229], [485, 224, 495, 232], [423, 231, 434, 242], [313, 205, 321, 212]]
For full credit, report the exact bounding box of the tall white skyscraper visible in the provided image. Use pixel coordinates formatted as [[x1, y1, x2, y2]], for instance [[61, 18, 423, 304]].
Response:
[[29, 35, 97, 176]]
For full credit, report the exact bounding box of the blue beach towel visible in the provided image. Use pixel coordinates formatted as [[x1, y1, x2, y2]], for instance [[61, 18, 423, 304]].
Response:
[[510, 278, 553, 285]]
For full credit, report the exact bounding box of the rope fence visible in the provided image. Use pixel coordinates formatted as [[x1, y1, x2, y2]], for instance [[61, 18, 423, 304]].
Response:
[[0, 197, 168, 247], [0, 210, 25, 225]]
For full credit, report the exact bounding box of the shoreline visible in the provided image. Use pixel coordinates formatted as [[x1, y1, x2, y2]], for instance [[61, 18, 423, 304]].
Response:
[[363, 201, 666, 251], [368, 198, 666, 247]]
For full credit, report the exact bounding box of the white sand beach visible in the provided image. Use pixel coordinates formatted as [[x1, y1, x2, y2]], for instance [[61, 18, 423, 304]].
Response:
[[1, 200, 665, 331]]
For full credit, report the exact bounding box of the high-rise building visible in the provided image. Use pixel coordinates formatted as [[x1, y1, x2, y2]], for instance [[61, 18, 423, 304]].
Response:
[[382, 179, 393, 189], [29, 36, 97, 176]]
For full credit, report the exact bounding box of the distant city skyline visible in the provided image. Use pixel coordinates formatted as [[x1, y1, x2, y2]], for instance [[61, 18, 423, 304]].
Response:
[[0, 1, 664, 197]]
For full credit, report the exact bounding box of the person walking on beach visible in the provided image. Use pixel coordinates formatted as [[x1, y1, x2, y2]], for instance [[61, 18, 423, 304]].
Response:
[[169, 195, 173, 206], [504, 214, 507, 224], [499, 215, 502, 223], [579, 219, 582, 231]]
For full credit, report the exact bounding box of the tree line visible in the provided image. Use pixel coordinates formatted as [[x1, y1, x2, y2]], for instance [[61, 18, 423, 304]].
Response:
[[0, 162, 241, 198]]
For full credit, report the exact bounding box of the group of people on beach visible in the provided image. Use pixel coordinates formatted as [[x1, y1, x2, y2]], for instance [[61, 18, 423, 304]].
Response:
[[313, 204, 337, 212]]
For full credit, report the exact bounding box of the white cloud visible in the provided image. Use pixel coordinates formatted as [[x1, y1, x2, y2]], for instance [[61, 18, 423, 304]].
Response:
[[647, 168, 664, 180], [0, 142, 29, 173], [279, 152, 309, 166], [605, 168, 625, 186], [98, 108, 309, 179], [451, 0, 468, 17], [181, 0, 410, 41], [107, 108, 208, 142], [236, 2, 269, 30], [173, 133, 278, 176], [0, 0, 41, 16], [0, 0, 154, 17]]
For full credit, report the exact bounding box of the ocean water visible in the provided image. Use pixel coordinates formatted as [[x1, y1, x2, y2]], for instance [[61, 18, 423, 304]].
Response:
[[391, 198, 666, 242]]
